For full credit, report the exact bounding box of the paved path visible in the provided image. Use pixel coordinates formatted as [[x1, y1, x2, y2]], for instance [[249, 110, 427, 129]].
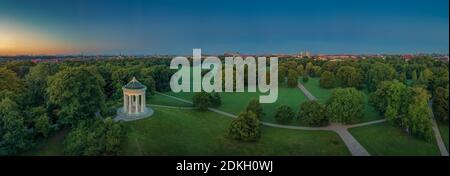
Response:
[[428, 102, 449, 156], [297, 83, 317, 100], [156, 92, 382, 156], [296, 83, 370, 156]]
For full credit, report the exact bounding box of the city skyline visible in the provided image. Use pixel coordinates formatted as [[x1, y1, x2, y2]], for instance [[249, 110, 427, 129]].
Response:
[[0, 0, 448, 56]]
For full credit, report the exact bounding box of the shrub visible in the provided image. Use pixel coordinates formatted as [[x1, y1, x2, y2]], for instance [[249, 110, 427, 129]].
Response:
[[274, 105, 295, 124], [298, 100, 329, 126], [193, 92, 211, 111], [228, 111, 261, 142]]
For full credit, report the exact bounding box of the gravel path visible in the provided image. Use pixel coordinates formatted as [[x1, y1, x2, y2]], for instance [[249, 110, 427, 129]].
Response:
[[156, 92, 386, 156], [297, 83, 317, 100], [296, 83, 370, 156], [428, 102, 449, 156]]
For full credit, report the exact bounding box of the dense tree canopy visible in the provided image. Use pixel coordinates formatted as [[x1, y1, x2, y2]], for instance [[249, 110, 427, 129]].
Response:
[[326, 88, 364, 124], [403, 87, 433, 141], [0, 68, 22, 93], [278, 65, 287, 84], [336, 66, 363, 88], [319, 71, 335, 89], [367, 62, 396, 91], [371, 80, 435, 141], [433, 87, 449, 122], [287, 69, 298, 88], [63, 118, 124, 156], [24, 63, 60, 106], [0, 97, 32, 155], [370, 80, 410, 123], [47, 67, 106, 125]]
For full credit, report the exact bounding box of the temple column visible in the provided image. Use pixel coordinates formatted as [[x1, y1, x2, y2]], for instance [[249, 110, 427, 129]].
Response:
[[123, 94, 127, 113], [128, 95, 132, 114], [135, 95, 138, 114], [141, 94, 145, 112]]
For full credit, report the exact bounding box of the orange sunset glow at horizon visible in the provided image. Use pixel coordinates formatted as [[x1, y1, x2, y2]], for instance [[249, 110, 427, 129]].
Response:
[[0, 21, 88, 56]]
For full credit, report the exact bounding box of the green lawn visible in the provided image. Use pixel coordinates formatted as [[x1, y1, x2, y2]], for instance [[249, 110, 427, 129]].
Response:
[[166, 85, 308, 125], [301, 77, 332, 104], [438, 122, 449, 151], [349, 122, 441, 156], [26, 107, 350, 156], [122, 106, 349, 155], [301, 77, 382, 123], [148, 92, 192, 107]]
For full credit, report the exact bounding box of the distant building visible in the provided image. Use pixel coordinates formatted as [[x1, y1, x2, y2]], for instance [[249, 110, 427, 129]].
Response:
[[31, 58, 59, 63]]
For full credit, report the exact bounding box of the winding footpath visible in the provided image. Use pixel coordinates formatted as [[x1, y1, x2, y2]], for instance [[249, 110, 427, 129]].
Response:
[[428, 102, 449, 156], [155, 91, 387, 156], [297, 83, 370, 156]]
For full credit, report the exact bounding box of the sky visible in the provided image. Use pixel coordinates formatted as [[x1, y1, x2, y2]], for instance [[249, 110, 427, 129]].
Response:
[[0, 0, 448, 55]]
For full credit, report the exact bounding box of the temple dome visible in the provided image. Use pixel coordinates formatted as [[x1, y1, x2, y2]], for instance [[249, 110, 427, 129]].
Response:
[[123, 77, 146, 89]]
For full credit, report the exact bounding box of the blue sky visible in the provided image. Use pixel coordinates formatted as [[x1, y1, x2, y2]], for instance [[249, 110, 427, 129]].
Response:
[[0, 0, 448, 55]]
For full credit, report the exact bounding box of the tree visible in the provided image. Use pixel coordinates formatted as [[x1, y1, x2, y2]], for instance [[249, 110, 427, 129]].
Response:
[[302, 74, 309, 83], [326, 88, 364, 124], [209, 92, 222, 107], [296, 65, 304, 76], [305, 62, 314, 76], [310, 66, 322, 77], [192, 92, 211, 111], [403, 87, 433, 141], [4, 61, 35, 78], [63, 118, 125, 156], [278, 65, 287, 84], [430, 68, 449, 92], [287, 69, 298, 88], [140, 68, 157, 96], [336, 66, 363, 88], [370, 80, 410, 123], [322, 61, 339, 73], [398, 72, 407, 84], [245, 99, 264, 120], [150, 65, 173, 92], [298, 100, 329, 126], [0, 68, 22, 93], [0, 97, 32, 155], [27, 105, 54, 137], [416, 68, 433, 87], [47, 67, 106, 125], [319, 71, 335, 89], [24, 63, 60, 106], [367, 62, 396, 91], [433, 87, 449, 122], [411, 70, 418, 82], [274, 105, 295, 124], [228, 111, 261, 142], [34, 114, 52, 137]]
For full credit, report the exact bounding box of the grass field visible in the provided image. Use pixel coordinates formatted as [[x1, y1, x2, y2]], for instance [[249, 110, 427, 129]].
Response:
[[301, 77, 382, 123], [166, 86, 308, 125], [438, 123, 449, 151], [300, 77, 332, 103], [148, 92, 192, 107], [26, 107, 350, 156], [349, 122, 441, 156], [122, 106, 350, 155]]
